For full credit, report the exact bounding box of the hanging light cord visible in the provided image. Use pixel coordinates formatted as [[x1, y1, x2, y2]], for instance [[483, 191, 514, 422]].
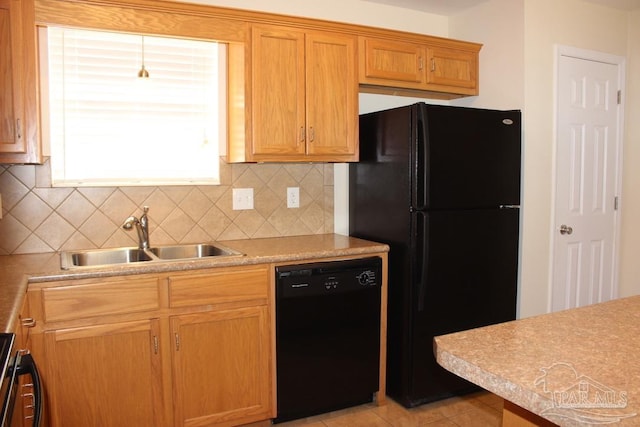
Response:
[[138, 35, 149, 78]]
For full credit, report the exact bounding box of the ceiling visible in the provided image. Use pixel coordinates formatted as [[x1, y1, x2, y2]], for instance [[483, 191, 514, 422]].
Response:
[[361, 0, 489, 15], [362, 0, 640, 15]]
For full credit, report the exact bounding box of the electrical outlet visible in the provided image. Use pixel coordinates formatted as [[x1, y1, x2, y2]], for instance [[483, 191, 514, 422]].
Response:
[[232, 188, 254, 210], [287, 187, 300, 208]]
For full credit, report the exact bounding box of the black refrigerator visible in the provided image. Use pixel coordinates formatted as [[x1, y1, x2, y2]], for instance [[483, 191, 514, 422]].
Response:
[[349, 102, 521, 407]]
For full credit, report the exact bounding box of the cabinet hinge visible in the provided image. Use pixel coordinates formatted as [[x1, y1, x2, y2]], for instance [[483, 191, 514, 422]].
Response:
[[617, 90, 621, 105]]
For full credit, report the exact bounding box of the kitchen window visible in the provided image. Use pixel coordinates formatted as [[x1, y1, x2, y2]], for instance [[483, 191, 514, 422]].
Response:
[[43, 27, 225, 187]]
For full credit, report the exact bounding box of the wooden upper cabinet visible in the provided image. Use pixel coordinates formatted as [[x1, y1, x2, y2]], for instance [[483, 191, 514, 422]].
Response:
[[425, 45, 478, 93], [251, 25, 306, 159], [0, 0, 41, 164], [31, 0, 481, 164], [359, 35, 481, 98], [359, 38, 427, 86], [305, 31, 358, 160], [247, 24, 358, 162]]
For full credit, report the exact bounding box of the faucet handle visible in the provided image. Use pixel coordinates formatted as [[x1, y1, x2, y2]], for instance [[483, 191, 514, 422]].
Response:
[[143, 206, 149, 214]]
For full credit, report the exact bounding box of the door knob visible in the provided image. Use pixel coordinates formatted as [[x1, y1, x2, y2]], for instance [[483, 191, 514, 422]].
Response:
[[559, 224, 573, 235]]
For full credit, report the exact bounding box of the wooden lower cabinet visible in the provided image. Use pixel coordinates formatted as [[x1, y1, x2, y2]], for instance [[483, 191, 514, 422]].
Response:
[[27, 265, 273, 427], [171, 307, 272, 427], [43, 319, 164, 427]]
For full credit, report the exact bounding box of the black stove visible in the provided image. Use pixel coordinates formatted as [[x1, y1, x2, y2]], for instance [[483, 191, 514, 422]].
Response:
[[1, 333, 16, 426], [0, 332, 15, 383]]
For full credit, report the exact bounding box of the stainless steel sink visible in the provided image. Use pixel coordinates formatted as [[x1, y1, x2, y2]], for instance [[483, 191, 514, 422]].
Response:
[[61, 247, 154, 269], [148, 243, 241, 260], [60, 243, 243, 269]]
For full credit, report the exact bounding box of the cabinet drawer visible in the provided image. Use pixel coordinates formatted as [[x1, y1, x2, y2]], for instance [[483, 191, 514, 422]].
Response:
[[42, 277, 161, 322], [169, 265, 269, 308]]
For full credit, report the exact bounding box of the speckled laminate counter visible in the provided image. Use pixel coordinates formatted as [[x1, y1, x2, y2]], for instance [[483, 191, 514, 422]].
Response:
[[434, 296, 640, 426], [0, 234, 388, 332]]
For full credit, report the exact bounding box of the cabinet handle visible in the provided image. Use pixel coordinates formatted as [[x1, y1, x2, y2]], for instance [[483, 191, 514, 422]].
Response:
[[153, 335, 159, 354], [309, 127, 315, 143], [430, 58, 436, 72], [174, 333, 180, 351], [16, 118, 22, 140], [21, 318, 36, 328], [299, 127, 305, 144], [418, 56, 424, 71]]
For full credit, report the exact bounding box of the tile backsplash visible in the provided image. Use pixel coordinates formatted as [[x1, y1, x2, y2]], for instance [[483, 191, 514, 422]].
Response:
[[0, 160, 334, 255]]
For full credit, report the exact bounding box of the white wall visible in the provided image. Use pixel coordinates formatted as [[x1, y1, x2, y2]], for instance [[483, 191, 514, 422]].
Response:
[[520, 0, 633, 317], [449, 0, 525, 110], [619, 9, 640, 298], [192, 0, 448, 34]]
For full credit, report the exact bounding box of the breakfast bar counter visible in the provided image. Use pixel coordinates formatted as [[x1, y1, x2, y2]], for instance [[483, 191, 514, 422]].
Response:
[[434, 296, 640, 426]]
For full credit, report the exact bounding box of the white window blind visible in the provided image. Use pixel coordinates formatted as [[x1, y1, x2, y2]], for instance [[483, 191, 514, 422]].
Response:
[[47, 28, 221, 186]]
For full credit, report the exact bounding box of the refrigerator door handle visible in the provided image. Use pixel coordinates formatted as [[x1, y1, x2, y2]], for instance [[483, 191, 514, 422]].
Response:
[[414, 211, 429, 312], [414, 103, 429, 210]]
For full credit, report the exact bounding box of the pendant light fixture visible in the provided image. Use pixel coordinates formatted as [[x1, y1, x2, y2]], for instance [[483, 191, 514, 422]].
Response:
[[138, 35, 150, 78]]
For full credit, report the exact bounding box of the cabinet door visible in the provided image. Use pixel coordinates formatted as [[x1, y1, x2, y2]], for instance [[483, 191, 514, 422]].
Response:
[[171, 306, 272, 427], [0, 0, 40, 163], [44, 319, 165, 427], [305, 31, 358, 161], [359, 37, 427, 87], [0, 0, 23, 152], [251, 24, 306, 158], [425, 46, 478, 94]]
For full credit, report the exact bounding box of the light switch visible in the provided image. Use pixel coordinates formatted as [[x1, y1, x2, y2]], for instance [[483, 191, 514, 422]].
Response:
[[287, 187, 299, 208], [232, 188, 254, 210]]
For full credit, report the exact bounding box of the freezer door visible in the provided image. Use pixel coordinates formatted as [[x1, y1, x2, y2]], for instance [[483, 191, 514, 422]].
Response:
[[407, 208, 519, 404], [417, 104, 521, 210]]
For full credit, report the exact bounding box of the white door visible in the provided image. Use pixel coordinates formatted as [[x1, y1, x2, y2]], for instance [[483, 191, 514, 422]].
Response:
[[551, 48, 623, 312]]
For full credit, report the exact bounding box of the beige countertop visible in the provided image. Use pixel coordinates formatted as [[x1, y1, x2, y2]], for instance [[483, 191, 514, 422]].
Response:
[[0, 234, 388, 333], [434, 296, 640, 426]]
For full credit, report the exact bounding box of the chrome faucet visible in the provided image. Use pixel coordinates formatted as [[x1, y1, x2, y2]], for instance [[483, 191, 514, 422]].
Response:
[[122, 206, 150, 249]]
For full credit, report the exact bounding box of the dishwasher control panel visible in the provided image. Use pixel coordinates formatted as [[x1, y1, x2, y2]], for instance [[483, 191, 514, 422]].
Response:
[[276, 257, 381, 298]]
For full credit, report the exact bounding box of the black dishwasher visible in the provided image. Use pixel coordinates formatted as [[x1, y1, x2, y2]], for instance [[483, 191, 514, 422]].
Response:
[[274, 257, 382, 423]]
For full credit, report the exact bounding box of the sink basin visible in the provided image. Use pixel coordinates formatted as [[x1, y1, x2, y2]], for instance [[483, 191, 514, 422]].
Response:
[[60, 243, 243, 269], [149, 243, 241, 260], [61, 247, 154, 269]]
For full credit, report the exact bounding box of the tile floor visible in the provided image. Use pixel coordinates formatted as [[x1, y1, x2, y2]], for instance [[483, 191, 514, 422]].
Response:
[[277, 391, 504, 427]]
